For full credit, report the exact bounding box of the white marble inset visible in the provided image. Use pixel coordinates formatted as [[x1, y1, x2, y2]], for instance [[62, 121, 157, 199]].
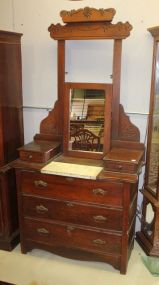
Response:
[[41, 162, 103, 180]]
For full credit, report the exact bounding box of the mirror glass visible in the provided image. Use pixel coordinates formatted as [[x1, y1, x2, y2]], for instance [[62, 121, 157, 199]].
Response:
[[147, 43, 159, 193], [69, 88, 105, 153]]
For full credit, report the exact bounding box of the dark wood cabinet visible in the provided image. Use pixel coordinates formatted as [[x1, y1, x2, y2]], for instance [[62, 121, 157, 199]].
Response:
[[0, 31, 24, 250], [14, 7, 144, 274]]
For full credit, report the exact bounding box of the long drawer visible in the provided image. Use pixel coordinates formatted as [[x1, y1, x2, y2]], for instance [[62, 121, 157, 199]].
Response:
[[23, 218, 122, 255], [22, 195, 123, 231], [20, 171, 123, 207]]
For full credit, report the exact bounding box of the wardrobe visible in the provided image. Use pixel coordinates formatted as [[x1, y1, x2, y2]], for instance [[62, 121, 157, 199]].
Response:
[[0, 30, 24, 250]]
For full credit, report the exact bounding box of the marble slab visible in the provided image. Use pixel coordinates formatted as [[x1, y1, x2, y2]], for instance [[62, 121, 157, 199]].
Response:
[[41, 161, 103, 180]]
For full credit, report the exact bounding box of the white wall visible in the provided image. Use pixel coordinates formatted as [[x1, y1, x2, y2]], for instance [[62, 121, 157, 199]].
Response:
[[0, 2, 154, 133], [0, 0, 158, 229], [0, 0, 155, 142]]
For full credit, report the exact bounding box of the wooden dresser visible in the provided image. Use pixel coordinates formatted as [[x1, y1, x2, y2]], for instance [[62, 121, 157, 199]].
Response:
[[14, 8, 144, 274], [15, 157, 140, 274], [0, 31, 24, 250]]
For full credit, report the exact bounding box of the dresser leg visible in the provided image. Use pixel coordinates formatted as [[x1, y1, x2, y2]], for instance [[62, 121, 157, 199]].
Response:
[[119, 259, 127, 274], [20, 243, 29, 254]]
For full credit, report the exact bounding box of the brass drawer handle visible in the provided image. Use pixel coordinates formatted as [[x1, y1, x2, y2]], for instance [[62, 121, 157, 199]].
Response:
[[37, 228, 50, 234], [34, 180, 48, 188], [93, 188, 107, 196], [93, 215, 107, 222], [67, 226, 75, 235], [93, 239, 106, 245], [67, 226, 75, 231], [36, 205, 48, 213], [66, 202, 74, 207], [28, 154, 33, 159], [117, 165, 123, 170], [65, 177, 74, 182]]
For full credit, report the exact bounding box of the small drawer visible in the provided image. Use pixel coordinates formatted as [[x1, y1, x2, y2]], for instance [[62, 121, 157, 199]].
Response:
[[103, 147, 144, 174], [20, 171, 123, 207], [19, 150, 45, 163], [104, 160, 137, 174], [23, 218, 122, 255], [22, 195, 123, 231], [18, 141, 61, 163]]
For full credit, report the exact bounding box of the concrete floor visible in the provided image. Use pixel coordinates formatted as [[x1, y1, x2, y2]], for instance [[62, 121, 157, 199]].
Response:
[[0, 241, 158, 285]]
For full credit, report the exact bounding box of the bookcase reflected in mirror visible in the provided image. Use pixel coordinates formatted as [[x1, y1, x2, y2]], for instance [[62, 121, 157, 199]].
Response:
[[63, 82, 112, 159], [136, 26, 159, 256], [70, 88, 105, 152]]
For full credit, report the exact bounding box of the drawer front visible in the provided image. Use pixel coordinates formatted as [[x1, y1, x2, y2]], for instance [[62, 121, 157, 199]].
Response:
[[20, 171, 123, 207], [19, 150, 45, 163], [23, 218, 121, 255], [104, 161, 136, 174], [22, 195, 123, 231]]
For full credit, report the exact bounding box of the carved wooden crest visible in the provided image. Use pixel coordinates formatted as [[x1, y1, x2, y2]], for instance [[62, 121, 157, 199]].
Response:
[[48, 6, 132, 40], [60, 7, 116, 23], [48, 21, 132, 40]]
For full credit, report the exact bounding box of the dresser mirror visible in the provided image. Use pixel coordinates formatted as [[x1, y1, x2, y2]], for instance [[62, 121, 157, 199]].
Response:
[[63, 82, 112, 158]]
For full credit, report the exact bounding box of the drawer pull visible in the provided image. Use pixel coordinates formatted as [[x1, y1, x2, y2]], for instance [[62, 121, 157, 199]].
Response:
[[93, 239, 106, 245], [117, 165, 123, 170], [28, 154, 33, 159], [66, 202, 74, 207], [37, 228, 50, 234], [34, 180, 48, 188], [67, 226, 75, 231], [65, 177, 74, 182], [93, 188, 107, 196], [67, 226, 75, 235], [36, 205, 48, 213], [93, 215, 107, 222]]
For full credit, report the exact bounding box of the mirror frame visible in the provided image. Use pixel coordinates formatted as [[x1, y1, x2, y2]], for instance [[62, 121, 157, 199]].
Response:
[[63, 82, 112, 159]]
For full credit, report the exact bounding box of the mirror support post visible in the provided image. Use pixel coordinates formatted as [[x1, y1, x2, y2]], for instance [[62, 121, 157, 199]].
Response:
[[58, 40, 65, 135], [112, 39, 122, 139]]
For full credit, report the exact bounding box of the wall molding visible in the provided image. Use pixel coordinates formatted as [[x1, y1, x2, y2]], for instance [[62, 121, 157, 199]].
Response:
[[23, 105, 149, 116]]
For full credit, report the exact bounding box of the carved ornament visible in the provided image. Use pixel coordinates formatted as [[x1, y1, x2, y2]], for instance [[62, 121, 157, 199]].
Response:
[[118, 105, 140, 142], [48, 21, 132, 40], [60, 7, 116, 23], [40, 100, 61, 136]]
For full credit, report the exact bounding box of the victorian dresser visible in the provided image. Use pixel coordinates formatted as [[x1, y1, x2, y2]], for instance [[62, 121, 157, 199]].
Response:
[[13, 8, 144, 274]]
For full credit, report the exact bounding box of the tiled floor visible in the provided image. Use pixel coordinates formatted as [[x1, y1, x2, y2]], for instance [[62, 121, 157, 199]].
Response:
[[0, 241, 158, 285]]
